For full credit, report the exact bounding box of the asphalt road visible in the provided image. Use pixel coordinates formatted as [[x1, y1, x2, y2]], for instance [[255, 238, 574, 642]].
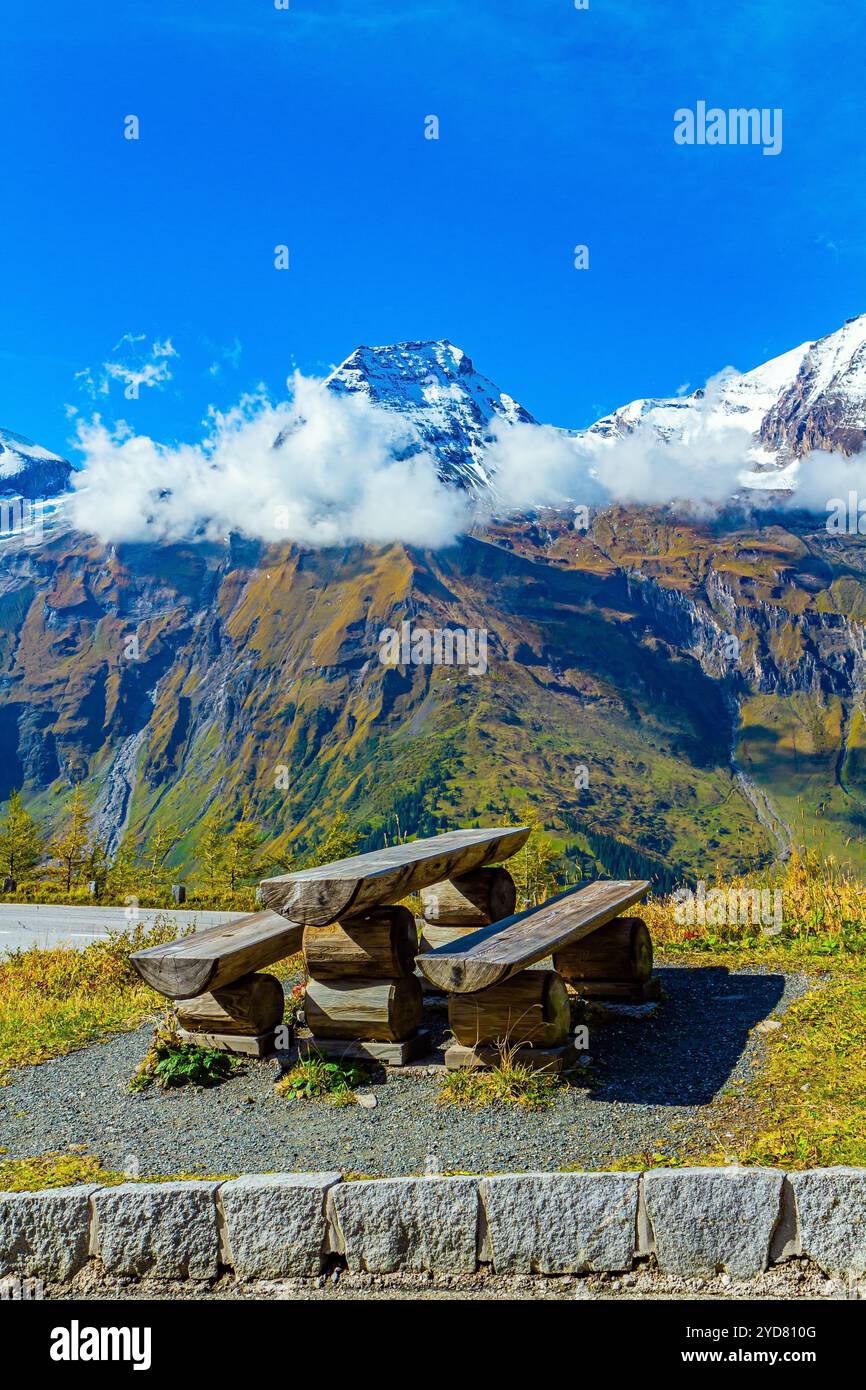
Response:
[[0, 903, 249, 954]]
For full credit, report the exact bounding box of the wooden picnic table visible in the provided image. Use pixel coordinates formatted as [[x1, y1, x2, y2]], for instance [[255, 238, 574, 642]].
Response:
[[129, 827, 658, 1072]]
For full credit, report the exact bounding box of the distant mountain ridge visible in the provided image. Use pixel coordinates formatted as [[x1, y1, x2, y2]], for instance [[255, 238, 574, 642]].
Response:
[[1, 314, 864, 883], [583, 313, 866, 487], [315, 316, 866, 499], [8, 313, 866, 511]]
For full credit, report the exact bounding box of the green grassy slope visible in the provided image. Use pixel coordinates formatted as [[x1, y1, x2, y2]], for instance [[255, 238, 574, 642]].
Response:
[[1, 505, 864, 883]]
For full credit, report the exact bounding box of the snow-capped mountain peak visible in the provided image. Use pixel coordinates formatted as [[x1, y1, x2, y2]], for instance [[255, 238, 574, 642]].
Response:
[[0, 428, 73, 498], [759, 312, 866, 459], [584, 313, 866, 479], [323, 339, 536, 490]]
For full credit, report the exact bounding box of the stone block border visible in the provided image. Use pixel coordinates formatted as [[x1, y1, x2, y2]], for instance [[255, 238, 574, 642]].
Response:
[[1, 1167, 864, 1283]]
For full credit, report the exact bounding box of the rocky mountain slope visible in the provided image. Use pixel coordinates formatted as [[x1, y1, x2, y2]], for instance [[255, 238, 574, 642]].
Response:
[[1, 318, 864, 881]]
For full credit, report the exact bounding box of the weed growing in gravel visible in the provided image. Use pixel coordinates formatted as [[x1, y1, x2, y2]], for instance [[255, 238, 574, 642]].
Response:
[[282, 981, 307, 1024], [275, 1052, 369, 1103], [130, 1013, 242, 1091], [437, 1054, 561, 1111]]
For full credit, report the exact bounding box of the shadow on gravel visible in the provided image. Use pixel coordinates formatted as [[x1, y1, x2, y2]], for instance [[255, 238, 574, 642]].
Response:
[[585, 966, 788, 1107]]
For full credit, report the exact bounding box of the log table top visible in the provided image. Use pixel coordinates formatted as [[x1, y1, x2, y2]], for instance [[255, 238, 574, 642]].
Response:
[[260, 825, 530, 927]]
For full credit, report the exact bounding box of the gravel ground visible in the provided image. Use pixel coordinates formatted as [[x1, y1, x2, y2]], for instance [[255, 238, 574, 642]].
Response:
[[0, 963, 813, 1177]]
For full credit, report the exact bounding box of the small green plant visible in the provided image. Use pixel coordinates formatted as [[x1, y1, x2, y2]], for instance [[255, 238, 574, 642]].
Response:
[[130, 1013, 241, 1091], [275, 1051, 369, 1103], [283, 981, 306, 1025], [437, 1048, 561, 1111]]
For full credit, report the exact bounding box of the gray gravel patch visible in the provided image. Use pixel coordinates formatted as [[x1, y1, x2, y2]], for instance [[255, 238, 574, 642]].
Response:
[[0, 964, 813, 1178]]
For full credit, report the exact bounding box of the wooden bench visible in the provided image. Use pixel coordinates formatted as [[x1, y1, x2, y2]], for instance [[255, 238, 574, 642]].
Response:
[[416, 879, 651, 992], [130, 910, 304, 1057], [416, 878, 653, 1072], [131, 910, 303, 999]]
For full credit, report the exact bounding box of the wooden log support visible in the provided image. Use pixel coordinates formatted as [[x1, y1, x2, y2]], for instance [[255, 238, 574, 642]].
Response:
[[554, 916, 653, 986], [449, 969, 571, 1049], [418, 923, 472, 954], [420, 867, 517, 928], [304, 976, 423, 1042], [297, 1033, 431, 1066], [175, 1028, 278, 1058], [260, 826, 530, 926], [419, 868, 517, 994], [175, 971, 284, 1037], [303, 907, 417, 980]]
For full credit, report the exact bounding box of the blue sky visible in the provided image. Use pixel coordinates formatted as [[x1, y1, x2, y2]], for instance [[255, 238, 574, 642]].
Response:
[[2, 0, 864, 457]]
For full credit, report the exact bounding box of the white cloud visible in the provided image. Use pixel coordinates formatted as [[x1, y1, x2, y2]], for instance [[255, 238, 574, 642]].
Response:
[[482, 419, 605, 512], [75, 335, 178, 400], [70, 374, 470, 547], [482, 389, 752, 520], [593, 420, 752, 512], [68, 354, 866, 549], [782, 449, 866, 514]]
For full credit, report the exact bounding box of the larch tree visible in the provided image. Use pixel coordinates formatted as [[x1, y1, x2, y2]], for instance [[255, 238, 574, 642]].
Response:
[[50, 786, 93, 893], [0, 789, 44, 881]]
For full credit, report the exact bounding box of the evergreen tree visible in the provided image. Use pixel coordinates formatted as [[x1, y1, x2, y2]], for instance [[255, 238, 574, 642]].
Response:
[[509, 819, 563, 908], [199, 809, 228, 891], [82, 836, 110, 895], [106, 833, 141, 900], [0, 789, 43, 881], [50, 786, 92, 892], [141, 822, 180, 893], [304, 811, 359, 869], [223, 808, 263, 891]]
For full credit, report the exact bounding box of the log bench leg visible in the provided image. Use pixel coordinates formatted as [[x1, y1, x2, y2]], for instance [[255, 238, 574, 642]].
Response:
[[175, 970, 285, 1057], [418, 867, 517, 994], [444, 967, 575, 1073], [553, 916, 660, 1002], [301, 906, 428, 1066]]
